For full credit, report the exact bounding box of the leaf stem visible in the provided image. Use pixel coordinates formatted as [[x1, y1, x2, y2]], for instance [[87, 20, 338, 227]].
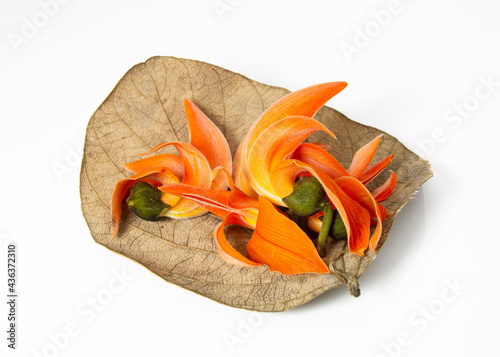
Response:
[[317, 203, 333, 257]]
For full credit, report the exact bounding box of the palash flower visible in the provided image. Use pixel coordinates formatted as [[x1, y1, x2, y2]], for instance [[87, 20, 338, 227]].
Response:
[[110, 99, 232, 237], [233, 82, 348, 200], [111, 83, 398, 275], [293, 135, 398, 250], [233, 83, 397, 256]]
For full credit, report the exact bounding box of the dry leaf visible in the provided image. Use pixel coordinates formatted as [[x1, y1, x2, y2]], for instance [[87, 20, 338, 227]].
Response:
[[80, 56, 432, 312]]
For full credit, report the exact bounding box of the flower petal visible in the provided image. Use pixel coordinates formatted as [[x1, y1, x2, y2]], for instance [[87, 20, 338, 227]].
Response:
[[211, 167, 260, 214], [292, 143, 348, 180], [307, 212, 324, 233], [347, 135, 383, 179], [159, 181, 259, 228], [184, 99, 232, 190], [232, 143, 259, 198], [376, 203, 388, 222], [372, 171, 397, 202], [246, 197, 329, 275], [246, 116, 335, 205], [360, 154, 394, 184], [213, 213, 263, 267], [123, 154, 184, 180], [334, 176, 383, 252], [245, 82, 347, 151]]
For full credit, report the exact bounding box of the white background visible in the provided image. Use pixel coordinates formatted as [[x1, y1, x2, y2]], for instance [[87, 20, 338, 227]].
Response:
[[1, 1, 499, 356]]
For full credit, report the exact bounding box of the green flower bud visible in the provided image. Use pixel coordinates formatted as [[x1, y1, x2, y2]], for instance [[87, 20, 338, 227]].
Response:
[[282, 176, 328, 216], [331, 210, 347, 241], [126, 182, 170, 221]]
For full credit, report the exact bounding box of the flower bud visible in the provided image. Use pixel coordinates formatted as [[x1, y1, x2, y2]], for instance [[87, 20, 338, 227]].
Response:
[[126, 182, 170, 221], [282, 176, 328, 216]]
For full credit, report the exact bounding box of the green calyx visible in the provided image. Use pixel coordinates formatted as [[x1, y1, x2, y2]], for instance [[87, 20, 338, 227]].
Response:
[[282, 176, 328, 217], [331, 210, 347, 241], [126, 182, 170, 221]]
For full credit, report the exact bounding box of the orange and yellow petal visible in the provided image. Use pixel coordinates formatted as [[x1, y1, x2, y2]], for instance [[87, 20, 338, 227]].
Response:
[[292, 143, 348, 180], [244, 82, 347, 153], [360, 154, 394, 184], [232, 142, 259, 198], [307, 212, 324, 233], [334, 176, 383, 251], [123, 154, 184, 180], [246, 197, 329, 275], [159, 182, 259, 228], [347, 135, 383, 179], [372, 171, 397, 202], [184, 99, 232, 190], [213, 213, 263, 267], [246, 116, 335, 205]]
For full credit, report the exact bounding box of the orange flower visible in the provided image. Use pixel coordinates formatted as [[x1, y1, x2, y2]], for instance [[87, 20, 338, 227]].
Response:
[[160, 169, 329, 275], [112, 82, 398, 274], [233, 82, 397, 256], [233, 82, 347, 201], [110, 99, 232, 237], [297, 136, 398, 251]]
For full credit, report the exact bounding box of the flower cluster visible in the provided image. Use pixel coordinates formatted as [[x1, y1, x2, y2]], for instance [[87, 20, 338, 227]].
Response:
[[111, 83, 397, 275]]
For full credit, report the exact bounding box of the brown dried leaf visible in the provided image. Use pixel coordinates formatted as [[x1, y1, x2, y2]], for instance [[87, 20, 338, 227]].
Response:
[[80, 56, 432, 312]]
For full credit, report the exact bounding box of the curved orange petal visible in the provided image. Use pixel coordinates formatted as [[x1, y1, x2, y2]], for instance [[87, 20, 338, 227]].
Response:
[[123, 154, 184, 180], [246, 116, 335, 205], [232, 142, 259, 198], [211, 167, 260, 213], [360, 154, 394, 184], [246, 196, 329, 275], [376, 203, 388, 223], [234, 82, 347, 196], [348, 135, 383, 179], [307, 212, 324, 233], [334, 176, 383, 252], [308, 142, 331, 151], [142, 141, 212, 219], [184, 99, 232, 190], [271, 160, 370, 256], [372, 171, 397, 202], [213, 213, 263, 267], [159, 182, 259, 228], [292, 143, 348, 180], [155, 170, 182, 207], [245, 82, 347, 152]]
